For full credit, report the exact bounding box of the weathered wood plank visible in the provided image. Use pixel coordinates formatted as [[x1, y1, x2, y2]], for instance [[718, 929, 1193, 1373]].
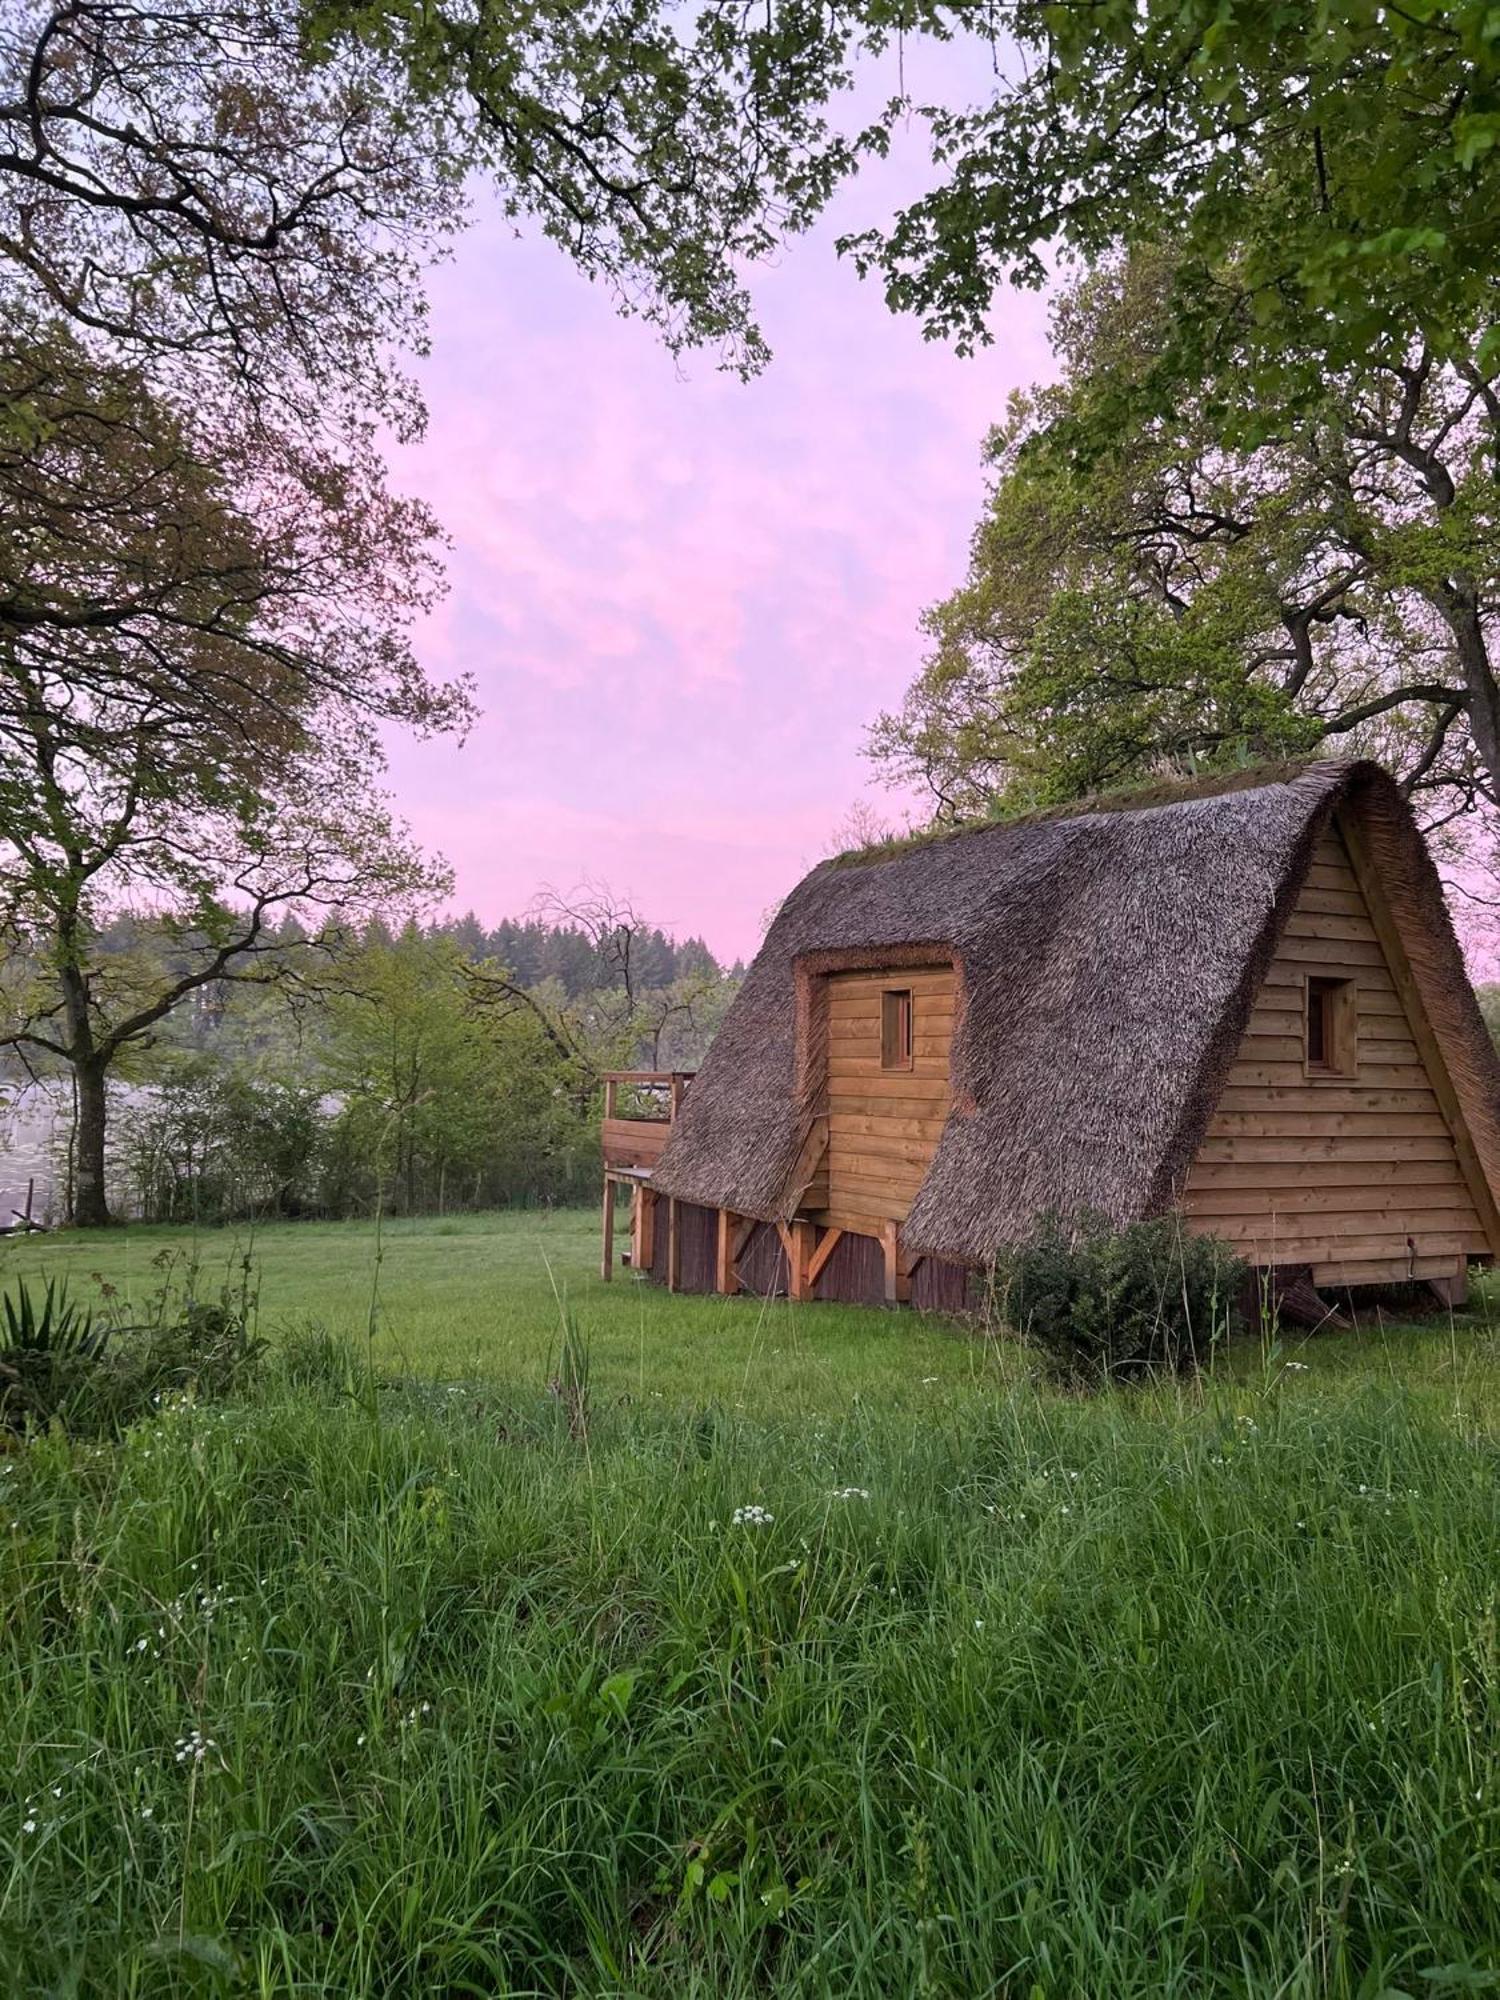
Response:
[[1208, 1228, 1472, 1261], [1283, 909, 1385, 944], [825, 1131, 942, 1166], [1312, 1254, 1466, 1285], [827, 1077, 951, 1106], [1260, 959, 1395, 992], [1268, 934, 1389, 969], [1185, 1196, 1480, 1228], [830, 1055, 952, 1081], [826, 969, 955, 996], [1214, 1086, 1438, 1114], [1225, 1062, 1433, 1092], [829, 1111, 948, 1143], [1186, 1157, 1465, 1188], [1194, 1134, 1459, 1163], [1204, 1111, 1451, 1138]]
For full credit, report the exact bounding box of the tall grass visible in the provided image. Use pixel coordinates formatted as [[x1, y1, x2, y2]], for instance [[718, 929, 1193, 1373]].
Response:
[[2, 1352, 1499, 1995]]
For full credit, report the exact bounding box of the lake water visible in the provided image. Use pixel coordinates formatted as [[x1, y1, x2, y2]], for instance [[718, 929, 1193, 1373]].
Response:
[[0, 1082, 143, 1224]]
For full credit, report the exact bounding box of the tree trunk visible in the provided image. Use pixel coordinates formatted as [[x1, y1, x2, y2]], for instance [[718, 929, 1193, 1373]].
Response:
[[1447, 591, 1500, 808], [71, 1060, 112, 1228]]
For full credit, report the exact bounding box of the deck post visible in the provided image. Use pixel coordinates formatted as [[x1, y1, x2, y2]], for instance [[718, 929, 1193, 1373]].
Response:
[[638, 1187, 657, 1272], [716, 1209, 742, 1295], [600, 1176, 616, 1281], [881, 1222, 911, 1306], [667, 1197, 681, 1293], [1427, 1267, 1469, 1310], [786, 1220, 816, 1302]]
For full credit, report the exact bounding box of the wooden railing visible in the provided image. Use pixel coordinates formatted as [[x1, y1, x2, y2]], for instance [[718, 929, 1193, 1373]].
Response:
[[600, 1071, 692, 1175], [600, 1071, 694, 1280]]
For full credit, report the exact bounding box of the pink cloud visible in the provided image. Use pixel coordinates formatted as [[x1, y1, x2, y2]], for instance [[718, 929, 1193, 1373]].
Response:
[[386, 73, 1054, 961]]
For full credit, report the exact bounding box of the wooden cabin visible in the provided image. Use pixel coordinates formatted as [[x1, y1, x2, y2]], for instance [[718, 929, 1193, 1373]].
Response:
[[604, 761, 1500, 1315]]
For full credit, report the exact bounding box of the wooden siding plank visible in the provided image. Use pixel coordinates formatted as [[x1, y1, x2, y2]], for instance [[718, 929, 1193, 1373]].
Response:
[[1187, 1157, 1468, 1188], [828, 996, 955, 1022], [827, 970, 955, 997], [1260, 959, 1395, 991], [1185, 1196, 1480, 1227], [1224, 1062, 1433, 1092], [1194, 1133, 1458, 1162], [829, 1112, 948, 1142], [828, 1168, 924, 1208], [808, 1208, 891, 1238], [1311, 1255, 1466, 1284], [1208, 1228, 1473, 1260], [825, 1132, 943, 1166], [1214, 1085, 1440, 1114], [827, 1078, 951, 1106], [1283, 910, 1386, 943], [1203, 1111, 1451, 1137], [1266, 934, 1389, 969]]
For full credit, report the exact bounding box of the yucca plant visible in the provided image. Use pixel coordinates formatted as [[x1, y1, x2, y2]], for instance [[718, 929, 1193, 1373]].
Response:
[[0, 1277, 106, 1359], [0, 1276, 109, 1434]]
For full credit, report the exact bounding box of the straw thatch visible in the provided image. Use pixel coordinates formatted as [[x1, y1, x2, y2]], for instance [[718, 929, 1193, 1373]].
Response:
[[651, 760, 1500, 1266]]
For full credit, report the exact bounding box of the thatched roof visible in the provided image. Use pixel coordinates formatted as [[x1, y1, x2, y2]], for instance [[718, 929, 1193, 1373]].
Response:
[[650, 760, 1500, 1266]]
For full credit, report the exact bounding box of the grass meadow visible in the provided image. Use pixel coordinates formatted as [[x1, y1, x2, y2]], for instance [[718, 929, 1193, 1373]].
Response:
[[2, 1210, 1500, 1995]]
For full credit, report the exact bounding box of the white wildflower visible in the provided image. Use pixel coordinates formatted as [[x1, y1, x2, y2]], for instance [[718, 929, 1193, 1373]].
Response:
[[831, 1487, 870, 1502], [173, 1729, 218, 1767], [731, 1504, 774, 1528]]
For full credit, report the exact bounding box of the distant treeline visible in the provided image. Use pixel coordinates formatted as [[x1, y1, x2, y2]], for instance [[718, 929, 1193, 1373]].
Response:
[[5, 907, 742, 1227], [430, 913, 741, 997]]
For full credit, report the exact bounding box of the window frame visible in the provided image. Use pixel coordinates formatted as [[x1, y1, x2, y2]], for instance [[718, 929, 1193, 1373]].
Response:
[[880, 987, 915, 1072], [1304, 974, 1358, 1079]]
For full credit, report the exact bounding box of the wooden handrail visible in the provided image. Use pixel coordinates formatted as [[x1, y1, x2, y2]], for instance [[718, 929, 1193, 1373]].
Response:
[[600, 1070, 696, 1085], [601, 1070, 695, 1124]]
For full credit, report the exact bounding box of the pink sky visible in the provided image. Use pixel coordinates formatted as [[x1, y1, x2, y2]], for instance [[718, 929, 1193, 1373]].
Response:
[[387, 77, 1053, 964]]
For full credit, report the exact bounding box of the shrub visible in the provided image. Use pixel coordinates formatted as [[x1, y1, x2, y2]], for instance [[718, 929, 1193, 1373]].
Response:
[[0, 1263, 266, 1439], [988, 1211, 1246, 1387]]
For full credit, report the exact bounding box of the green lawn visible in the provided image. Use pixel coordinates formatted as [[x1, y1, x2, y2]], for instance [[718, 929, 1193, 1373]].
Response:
[[5, 1212, 1500, 1995], [0, 1207, 1020, 1414], [3, 1204, 1498, 1416]]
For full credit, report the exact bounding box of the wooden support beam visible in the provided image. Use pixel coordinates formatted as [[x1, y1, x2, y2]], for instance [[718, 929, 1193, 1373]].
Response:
[[881, 1221, 910, 1305], [786, 1219, 817, 1302], [600, 1177, 616, 1282], [636, 1187, 656, 1274], [666, 1197, 681, 1293], [805, 1226, 843, 1292], [1427, 1269, 1469, 1310], [781, 1115, 830, 1213], [716, 1209, 743, 1295]]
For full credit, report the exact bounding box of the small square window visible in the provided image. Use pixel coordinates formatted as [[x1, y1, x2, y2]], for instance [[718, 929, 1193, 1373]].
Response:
[[881, 988, 913, 1071], [1305, 976, 1357, 1077]]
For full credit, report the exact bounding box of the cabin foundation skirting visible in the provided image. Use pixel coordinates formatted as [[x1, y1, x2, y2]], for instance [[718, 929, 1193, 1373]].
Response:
[[611, 1187, 1480, 1318], [620, 1193, 976, 1310]]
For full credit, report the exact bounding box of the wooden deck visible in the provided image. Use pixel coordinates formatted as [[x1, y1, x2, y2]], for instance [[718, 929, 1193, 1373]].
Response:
[[600, 1071, 693, 1279]]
